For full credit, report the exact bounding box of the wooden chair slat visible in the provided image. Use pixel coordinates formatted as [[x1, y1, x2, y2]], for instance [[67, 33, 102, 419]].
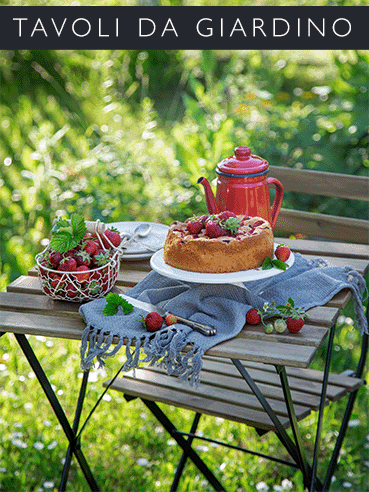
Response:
[[275, 209, 369, 244], [124, 369, 311, 420], [119, 259, 152, 271], [198, 359, 346, 401], [141, 365, 326, 410], [303, 255, 369, 275], [269, 166, 369, 202], [280, 239, 369, 260], [103, 376, 291, 431], [202, 357, 366, 394]]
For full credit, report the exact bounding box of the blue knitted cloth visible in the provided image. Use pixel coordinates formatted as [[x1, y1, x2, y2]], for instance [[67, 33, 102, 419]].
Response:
[[79, 254, 368, 385]]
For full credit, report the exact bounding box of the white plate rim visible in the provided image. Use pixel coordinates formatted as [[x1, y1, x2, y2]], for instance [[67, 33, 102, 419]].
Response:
[[150, 243, 295, 284], [107, 221, 169, 259]]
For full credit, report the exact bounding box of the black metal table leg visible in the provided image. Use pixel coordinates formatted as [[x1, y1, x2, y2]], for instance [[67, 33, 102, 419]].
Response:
[[59, 370, 90, 492], [276, 364, 310, 488], [142, 398, 226, 492], [323, 316, 369, 491], [309, 323, 336, 492], [171, 412, 202, 492], [14, 333, 100, 492], [231, 358, 323, 491]]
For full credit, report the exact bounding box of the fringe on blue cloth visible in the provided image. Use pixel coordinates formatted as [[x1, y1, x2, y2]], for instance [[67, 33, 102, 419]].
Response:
[[79, 253, 368, 386]]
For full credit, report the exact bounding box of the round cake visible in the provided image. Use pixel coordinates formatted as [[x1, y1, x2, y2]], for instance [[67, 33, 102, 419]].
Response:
[[163, 211, 274, 274]]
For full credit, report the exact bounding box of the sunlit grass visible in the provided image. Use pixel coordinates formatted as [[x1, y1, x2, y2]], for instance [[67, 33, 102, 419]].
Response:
[[1, 301, 367, 492]]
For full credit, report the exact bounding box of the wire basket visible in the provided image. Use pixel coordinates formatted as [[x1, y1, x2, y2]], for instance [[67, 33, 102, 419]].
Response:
[[35, 219, 124, 303]]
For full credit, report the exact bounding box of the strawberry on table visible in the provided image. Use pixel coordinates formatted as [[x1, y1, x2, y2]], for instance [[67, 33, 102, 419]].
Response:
[[165, 314, 178, 326], [246, 308, 261, 325], [286, 317, 305, 333], [274, 319, 287, 333], [275, 244, 291, 262], [141, 312, 163, 332]]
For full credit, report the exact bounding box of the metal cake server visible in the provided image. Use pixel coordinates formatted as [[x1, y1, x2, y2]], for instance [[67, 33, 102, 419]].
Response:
[[119, 294, 217, 336]]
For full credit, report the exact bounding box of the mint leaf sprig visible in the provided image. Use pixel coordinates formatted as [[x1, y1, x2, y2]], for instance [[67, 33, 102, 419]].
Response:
[[262, 256, 288, 271], [102, 292, 134, 316], [49, 213, 87, 253]]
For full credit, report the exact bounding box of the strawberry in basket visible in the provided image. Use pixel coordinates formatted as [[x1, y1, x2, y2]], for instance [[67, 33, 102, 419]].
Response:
[[36, 214, 123, 302]]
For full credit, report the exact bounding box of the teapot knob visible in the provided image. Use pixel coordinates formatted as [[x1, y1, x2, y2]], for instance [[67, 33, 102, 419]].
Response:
[[234, 146, 251, 160]]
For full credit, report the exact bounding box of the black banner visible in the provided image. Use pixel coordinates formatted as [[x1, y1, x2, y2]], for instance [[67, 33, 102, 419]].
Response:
[[0, 6, 367, 50]]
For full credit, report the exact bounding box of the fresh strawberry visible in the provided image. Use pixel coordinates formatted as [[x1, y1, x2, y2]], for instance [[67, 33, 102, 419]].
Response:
[[246, 308, 261, 325], [165, 314, 178, 326], [104, 228, 122, 248], [274, 319, 287, 333], [205, 220, 227, 238], [100, 266, 114, 284], [87, 280, 101, 295], [65, 248, 78, 259], [65, 282, 78, 299], [141, 312, 163, 332], [75, 250, 91, 267], [74, 265, 90, 283], [58, 256, 77, 272], [43, 285, 51, 296], [49, 251, 63, 269], [218, 211, 237, 221], [82, 239, 98, 256], [199, 214, 209, 225], [264, 323, 274, 334], [51, 276, 65, 291], [275, 244, 291, 263], [92, 249, 110, 267], [286, 317, 305, 333], [186, 219, 203, 235], [39, 258, 49, 276]]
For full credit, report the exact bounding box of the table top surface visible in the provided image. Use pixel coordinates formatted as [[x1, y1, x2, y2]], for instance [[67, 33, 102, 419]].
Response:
[[0, 238, 368, 369]]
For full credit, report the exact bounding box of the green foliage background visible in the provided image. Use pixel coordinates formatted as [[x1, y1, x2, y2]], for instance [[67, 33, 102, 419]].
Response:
[[1, 48, 368, 288]]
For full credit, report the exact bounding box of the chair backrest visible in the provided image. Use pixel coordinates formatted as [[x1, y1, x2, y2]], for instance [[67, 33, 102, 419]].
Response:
[[269, 166, 369, 244]]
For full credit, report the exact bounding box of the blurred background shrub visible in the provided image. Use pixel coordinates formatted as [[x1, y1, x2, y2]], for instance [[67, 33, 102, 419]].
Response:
[[0, 48, 368, 287]]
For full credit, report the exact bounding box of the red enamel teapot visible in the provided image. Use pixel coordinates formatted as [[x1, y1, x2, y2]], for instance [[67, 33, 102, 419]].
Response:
[[197, 146, 284, 228]]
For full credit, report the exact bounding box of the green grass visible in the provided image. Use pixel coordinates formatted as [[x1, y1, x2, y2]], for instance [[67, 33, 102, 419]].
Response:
[[0, 305, 368, 492]]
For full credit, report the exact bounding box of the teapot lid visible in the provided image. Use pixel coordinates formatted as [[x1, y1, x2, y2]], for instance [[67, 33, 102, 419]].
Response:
[[217, 146, 269, 176]]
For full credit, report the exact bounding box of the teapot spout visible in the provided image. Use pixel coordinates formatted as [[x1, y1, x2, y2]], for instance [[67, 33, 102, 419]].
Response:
[[197, 177, 219, 214]]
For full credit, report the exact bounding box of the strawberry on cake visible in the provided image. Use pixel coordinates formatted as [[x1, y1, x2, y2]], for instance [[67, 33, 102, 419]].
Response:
[[163, 211, 274, 274]]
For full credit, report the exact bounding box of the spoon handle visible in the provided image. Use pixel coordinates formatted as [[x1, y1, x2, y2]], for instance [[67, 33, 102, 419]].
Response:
[[123, 236, 159, 252]]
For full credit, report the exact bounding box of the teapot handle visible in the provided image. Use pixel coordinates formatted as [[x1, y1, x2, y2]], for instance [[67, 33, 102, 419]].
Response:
[[267, 177, 284, 228]]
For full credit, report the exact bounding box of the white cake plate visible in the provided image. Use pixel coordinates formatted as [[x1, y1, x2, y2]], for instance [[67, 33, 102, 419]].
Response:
[[150, 243, 295, 287]]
